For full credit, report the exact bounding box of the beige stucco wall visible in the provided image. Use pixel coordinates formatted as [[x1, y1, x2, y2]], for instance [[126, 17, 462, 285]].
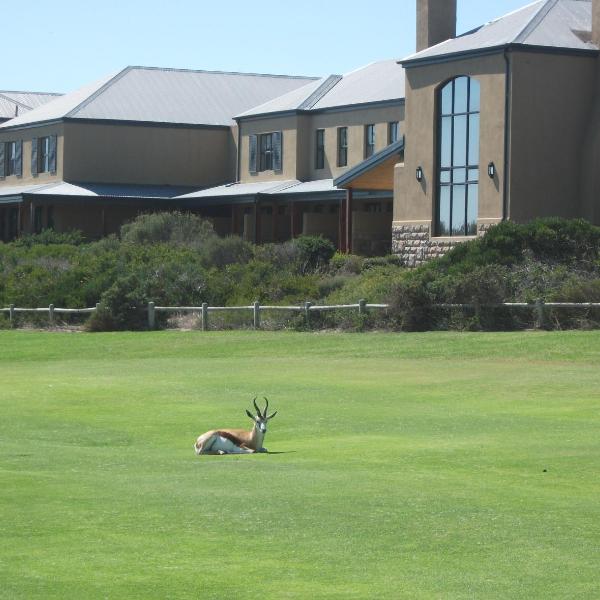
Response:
[[239, 115, 300, 182], [393, 53, 506, 232], [305, 105, 404, 181], [239, 103, 404, 184], [508, 51, 597, 223], [0, 123, 65, 187], [63, 122, 234, 186]]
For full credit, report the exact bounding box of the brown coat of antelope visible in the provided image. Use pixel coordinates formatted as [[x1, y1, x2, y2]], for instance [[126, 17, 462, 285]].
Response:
[[194, 398, 277, 455]]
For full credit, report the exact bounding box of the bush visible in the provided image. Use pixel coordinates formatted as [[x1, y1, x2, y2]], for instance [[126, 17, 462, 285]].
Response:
[[291, 235, 336, 274], [120, 212, 215, 248], [13, 229, 86, 247]]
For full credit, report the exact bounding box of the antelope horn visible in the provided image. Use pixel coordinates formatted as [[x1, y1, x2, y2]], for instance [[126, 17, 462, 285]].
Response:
[[246, 409, 257, 421], [253, 397, 261, 417], [263, 397, 269, 419]]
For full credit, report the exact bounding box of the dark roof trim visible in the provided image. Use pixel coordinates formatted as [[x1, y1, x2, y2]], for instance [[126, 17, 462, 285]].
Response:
[[334, 138, 404, 188], [63, 117, 230, 131], [235, 98, 405, 123], [400, 43, 598, 68], [0, 118, 63, 132], [0, 116, 230, 132]]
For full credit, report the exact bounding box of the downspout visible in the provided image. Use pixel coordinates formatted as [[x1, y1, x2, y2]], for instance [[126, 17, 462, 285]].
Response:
[[503, 47, 512, 221]]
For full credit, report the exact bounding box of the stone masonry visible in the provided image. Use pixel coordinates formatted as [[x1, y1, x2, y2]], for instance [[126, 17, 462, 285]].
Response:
[[392, 221, 496, 267]]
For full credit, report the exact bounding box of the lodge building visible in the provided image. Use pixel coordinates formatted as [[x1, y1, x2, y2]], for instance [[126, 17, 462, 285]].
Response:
[[1, 0, 600, 264]]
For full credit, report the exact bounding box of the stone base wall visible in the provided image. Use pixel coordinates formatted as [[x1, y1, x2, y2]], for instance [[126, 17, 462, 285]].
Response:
[[392, 220, 498, 267]]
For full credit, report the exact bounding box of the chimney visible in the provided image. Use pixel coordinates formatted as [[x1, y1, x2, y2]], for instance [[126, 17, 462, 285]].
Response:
[[416, 0, 457, 52], [593, 0, 600, 47]]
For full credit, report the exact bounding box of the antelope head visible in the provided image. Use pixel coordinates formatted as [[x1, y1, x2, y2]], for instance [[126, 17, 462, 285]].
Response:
[[246, 397, 277, 435]]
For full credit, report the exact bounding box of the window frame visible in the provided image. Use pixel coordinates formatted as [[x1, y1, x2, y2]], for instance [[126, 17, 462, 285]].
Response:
[[315, 129, 325, 170], [5, 141, 17, 176], [38, 137, 51, 173], [365, 124, 375, 158], [436, 76, 480, 237], [388, 121, 399, 145], [337, 127, 348, 167], [259, 133, 274, 172]]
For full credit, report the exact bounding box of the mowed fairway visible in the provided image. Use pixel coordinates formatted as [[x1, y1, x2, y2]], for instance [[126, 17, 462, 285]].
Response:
[[1, 331, 599, 599]]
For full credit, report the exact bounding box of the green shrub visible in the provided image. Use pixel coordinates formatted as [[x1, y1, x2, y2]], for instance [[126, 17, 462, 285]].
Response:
[[120, 212, 215, 248], [291, 235, 336, 273]]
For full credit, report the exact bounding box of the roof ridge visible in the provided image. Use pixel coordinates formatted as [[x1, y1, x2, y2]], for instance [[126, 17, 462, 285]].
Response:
[[126, 65, 319, 80], [65, 67, 133, 118], [514, 0, 558, 44], [298, 74, 343, 110]]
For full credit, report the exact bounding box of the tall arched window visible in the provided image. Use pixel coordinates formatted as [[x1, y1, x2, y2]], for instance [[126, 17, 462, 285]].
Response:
[[437, 76, 480, 236]]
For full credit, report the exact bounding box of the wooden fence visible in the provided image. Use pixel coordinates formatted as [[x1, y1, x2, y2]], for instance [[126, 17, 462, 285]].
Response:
[[1, 300, 600, 330]]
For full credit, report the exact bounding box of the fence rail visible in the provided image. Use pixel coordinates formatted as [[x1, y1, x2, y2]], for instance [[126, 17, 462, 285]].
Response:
[[1, 300, 600, 330]]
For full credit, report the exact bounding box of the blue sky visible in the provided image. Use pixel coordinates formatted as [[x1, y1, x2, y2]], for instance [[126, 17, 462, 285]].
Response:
[[7, 0, 529, 93]]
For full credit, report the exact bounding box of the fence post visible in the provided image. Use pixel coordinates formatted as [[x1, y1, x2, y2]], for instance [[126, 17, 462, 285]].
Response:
[[201, 303, 208, 331], [253, 301, 261, 330], [358, 299, 367, 316], [95, 303, 101, 313], [9, 304, 15, 324], [304, 301, 313, 329], [148, 302, 155, 330], [48, 304, 55, 327], [534, 298, 545, 329]]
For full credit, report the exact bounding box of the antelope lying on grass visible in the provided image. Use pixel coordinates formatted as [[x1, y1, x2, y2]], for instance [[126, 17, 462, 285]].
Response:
[[194, 398, 277, 455]]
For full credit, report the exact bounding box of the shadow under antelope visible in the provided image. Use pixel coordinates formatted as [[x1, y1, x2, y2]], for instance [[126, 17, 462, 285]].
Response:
[[194, 398, 277, 455]]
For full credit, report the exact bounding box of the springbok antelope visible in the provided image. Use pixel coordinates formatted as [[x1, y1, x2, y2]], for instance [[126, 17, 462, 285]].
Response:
[[194, 398, 277, 455]]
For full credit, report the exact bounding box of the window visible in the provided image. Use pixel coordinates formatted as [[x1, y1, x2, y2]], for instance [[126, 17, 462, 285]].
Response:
[[39, 137, 50, 173], [5, 142, 17, 176], [337, 127, 348, 167], [259, 133, 274, 171], [315, 129, 325, 170], [437, 76, 480, 237], [365, 124, 375, 158], [388, 121, 399, 145]]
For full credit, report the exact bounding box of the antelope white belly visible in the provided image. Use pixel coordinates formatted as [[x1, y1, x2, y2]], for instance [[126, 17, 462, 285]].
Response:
[[211, 435, 247, 454]]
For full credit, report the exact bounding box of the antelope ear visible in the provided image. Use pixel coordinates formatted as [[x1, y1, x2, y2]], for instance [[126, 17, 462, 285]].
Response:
[[246, 410, 256, 421], [266, 411, 277, 420]]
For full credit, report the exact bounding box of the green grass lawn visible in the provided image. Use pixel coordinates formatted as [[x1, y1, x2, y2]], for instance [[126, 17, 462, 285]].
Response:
[[1, 330, 599, 599]]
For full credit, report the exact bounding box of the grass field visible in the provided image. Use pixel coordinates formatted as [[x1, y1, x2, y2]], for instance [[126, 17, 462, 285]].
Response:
[[1, 330, 599, 599]]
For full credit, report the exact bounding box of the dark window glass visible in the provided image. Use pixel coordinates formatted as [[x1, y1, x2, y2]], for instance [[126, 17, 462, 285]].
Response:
[[6, 142, 17, 176], [259, 133, 274, 171], [315, 129, 325, 170], [39, 137, 50, 173], [436, 77, 480, 237], [388, 121, 399, 145], [338, 127, 348, 167], [365, 124, 375, 158]]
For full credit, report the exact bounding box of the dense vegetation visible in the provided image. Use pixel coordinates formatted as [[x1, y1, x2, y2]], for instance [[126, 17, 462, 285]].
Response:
[[0, 213, 599, 331]]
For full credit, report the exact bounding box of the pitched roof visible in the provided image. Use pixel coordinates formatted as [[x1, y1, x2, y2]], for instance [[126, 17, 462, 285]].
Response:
[[0, 67, 319, 130], [236, 59, 405, 119], [0, 90, 62, 121], [402, 0, 597, 66]]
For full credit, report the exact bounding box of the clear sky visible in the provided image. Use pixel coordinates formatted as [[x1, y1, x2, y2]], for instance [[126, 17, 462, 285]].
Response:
[[6, 0, 530, 94]]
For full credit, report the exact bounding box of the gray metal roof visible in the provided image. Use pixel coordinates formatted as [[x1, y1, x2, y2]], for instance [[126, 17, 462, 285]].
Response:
[[177, 180, 300, 199], [0, 90, 62, 121], [402, 0, 597, 65], [0, 181, 197, 199], [237, 59, 405, 119], [0, 67, 319, 130]]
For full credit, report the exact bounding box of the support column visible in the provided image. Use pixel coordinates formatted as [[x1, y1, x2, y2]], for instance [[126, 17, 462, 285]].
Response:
[[254, 201, 261, 244], [231, 205, 238, 236], [346, 189, 353, 254], [291, 202, 302, 239], [101, 208, 107, 237], [339, 197, 347, 253], [271, 202, 278, 242], [29, 201, 35, 234]]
